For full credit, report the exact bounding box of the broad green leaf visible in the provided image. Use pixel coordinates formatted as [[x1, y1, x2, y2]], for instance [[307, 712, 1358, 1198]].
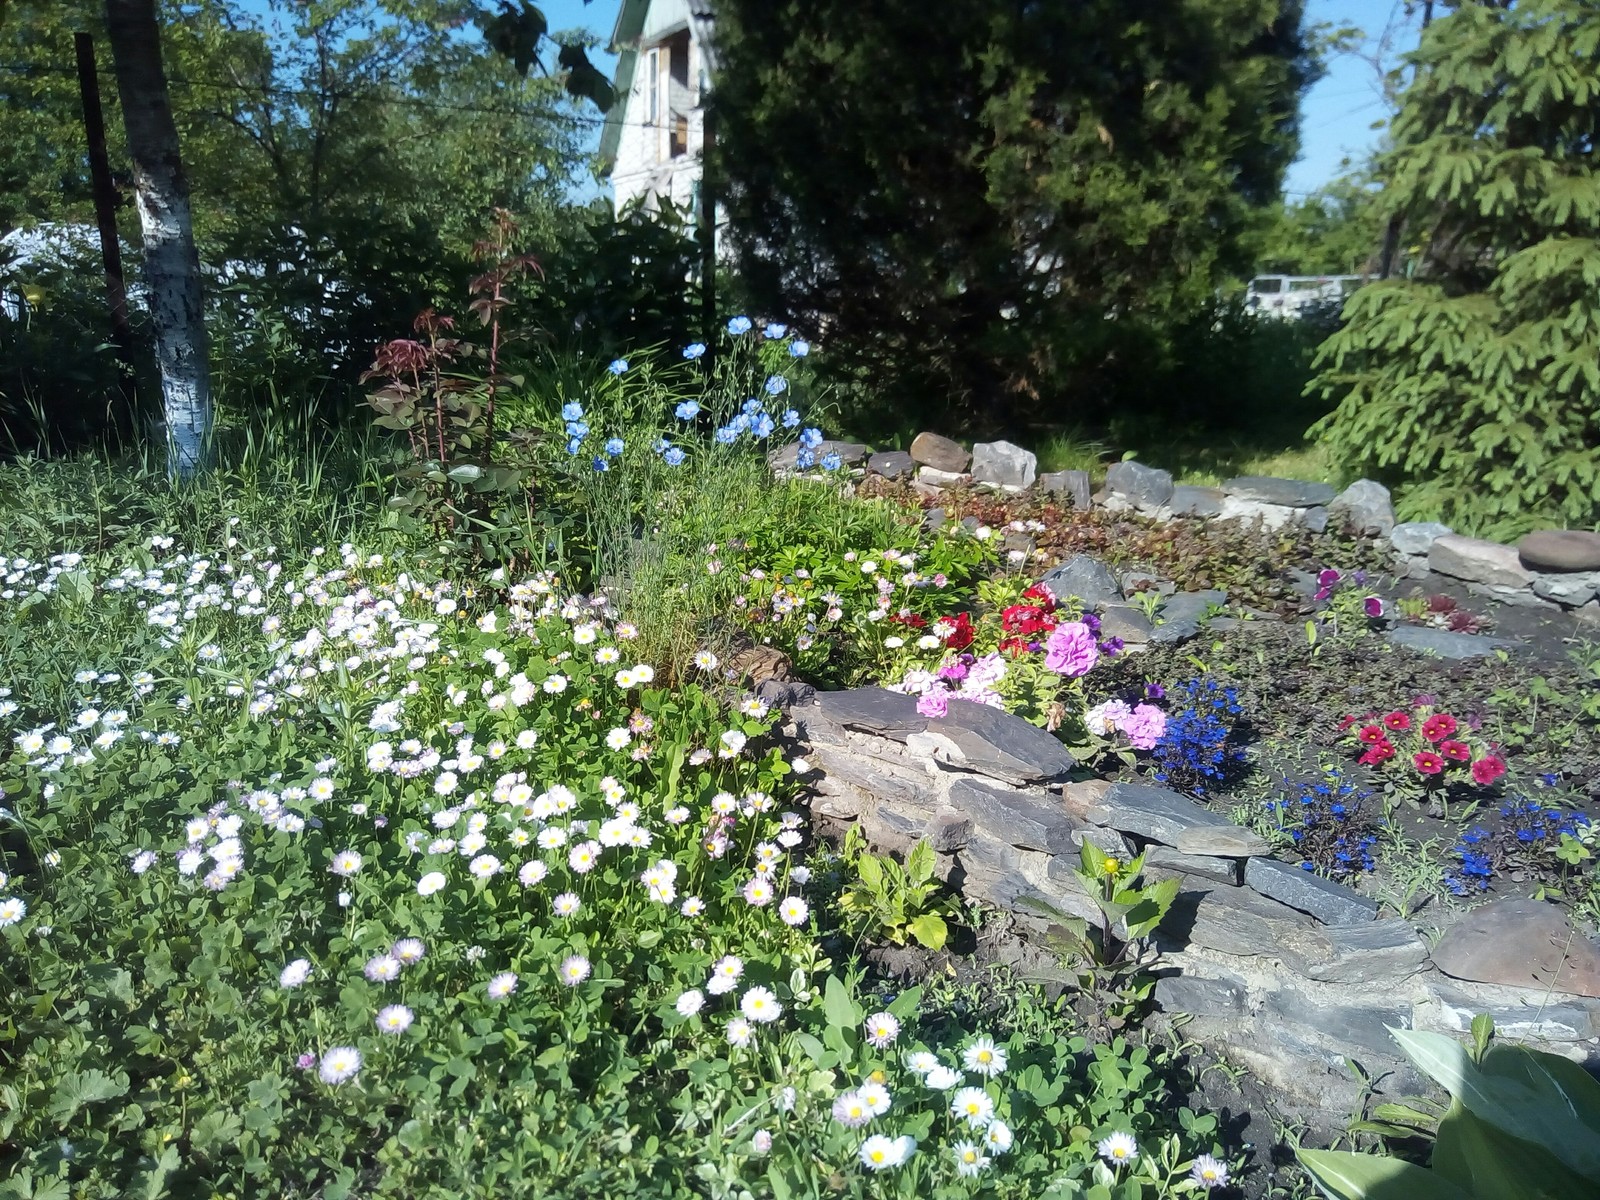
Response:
[[1296, 1150, 1470, 1200], [822, 974, 862, 1032]]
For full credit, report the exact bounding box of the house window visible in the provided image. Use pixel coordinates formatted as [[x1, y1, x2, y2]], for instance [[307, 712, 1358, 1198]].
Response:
[[645, 46, 660, 125]]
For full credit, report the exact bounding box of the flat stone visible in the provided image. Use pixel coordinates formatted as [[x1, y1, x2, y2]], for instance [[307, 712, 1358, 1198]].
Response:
[[1301, 920, 1429, 986], [1425, 981, 1597, 1042], [1517, 529, 1600, 573], [1060, 778, 1112, 820], [1170, 485, 1224, 518], [931, 701, 1078, 785], [1222, 476, 1336, 507], [1428, 534, 1535, 589], [1385, 625, 1520, 659], [862, 804, 926, 854], [1328, 480, 1396, 537], [1245, 857, 1378, 926], [808, 687, 927, 741], [1158, 878, 1322, 961], [867, 450, 915, 480], [1145, 846, 1242, 886], [1086, 782, 1250, 847], [1302, 506, 1330, 534], [1429, 897, 1600, 998], [1150, 590, 1228, 643], [1174, 825, 1270, 858], [910, 432, 971, 474], [1389, 521, 1453, 557], [1264, 989, 1410, 1056], [1154, 971, 1247, 1018], [1097, 604, 1155, 644], [754, 679, 816, 710], [1532, 570, 1600, 607], [970, 440, 1037, 491], [1038, 554, 1122, 607], [1038, 469, 1092, 509], [917, 466, 967, 487], [1105, 460, 1174, 511], [948, 778, 1080, 854], [1219, 496, 1302, 531], [767, 439, 870, 470], [926, 807, 973, 853]]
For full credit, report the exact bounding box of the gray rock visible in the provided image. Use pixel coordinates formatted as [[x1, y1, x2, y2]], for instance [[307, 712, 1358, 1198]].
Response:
[[948, 778, 1080, 854], [1517, 529, 1600, 573], [1170, 485, 1224, 518], [1155, 971, 1248, 1018], [1300, 920, 1429, 986], [909, 431, 971, 473], [1097, 605, 1155, 644], [1219, 496, 1302, 531], [933, 700, 1078, 785], [1430, 897, 1600, 998], [867, 450, 915, 480], [970, 440, 1038, 491], [1532, 570, 1600, 607], [1086, 782, 1252, 848], [1157, 878, 1322, 961], [1222, 476, 1336, 507], [922, 507, 947, 531], [1389, 521, 1453, 557], [1302, 506, 1330, 534], [961, 516, 981, 533], [1105, 460, 1175, 511], [1038, 554, 1122, 607], [754, 679, 816, 709], [918, 466, 968, 487], [1384, 625, 1520, 659], [1150, 590, 1228, 643], [767, 439, 871, 470], [1174, 825, 1270, 858], [1263, 989, 1410, 1056], [1426, 981, 1597, 1042], [927, 808, 974, 853], [1428, 534, 1535, 589], [808, 687, 927, 740], [862, 805, 927, 854], [1245, 857, 1378, 926], [1329, 480, 1396, 537], [1039, 469, 1092, 509], [1145, 846, 1243, 886]]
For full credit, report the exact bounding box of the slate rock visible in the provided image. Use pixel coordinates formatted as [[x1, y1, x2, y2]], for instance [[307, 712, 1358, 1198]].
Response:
[[1150, 590, 1228, 644], [1384, 625, 1520, 659], [948, 778, 1080, 854], [1097, 604, 1155, 644], [1429, 896, 1600, 998], [1263, 989, 1410, 1055], [1174, 825, 1270, 858], [1427, 982, 1597, 1042], [1038, 469, 1092, 509], [1428, 534, 1535, 589], [1170, 485, 1224, 518], [970, 440, 1038, 491], [1245, 857, 1378, 926], [931, 700, 1078, 785], [862, 805, 927, 854], [754, 679, 817, 710], [922, 507, 947, 531], [809, 687, 926, 740], [1104, 460, 1175, 511], [1222, 476, 1336, 507], [1086, 782, 1250, 847], [918, 466, 968, 487], [867, 450, 915, 480], [1329, 479, 1396, 537], [1300, 919, 1428, 986], [1532, 570, 1600, 607], [767, 439, 871, 471], [927, 808, 974, 853], [1154, 971, 1248, 1018], [1219, 497, 1302, 531], [1302, 506, 1330, 534], [1518, 529, 1600, 573], [1157, 878, 1321, 961], [1389, 521, 1453, 557], [1038, 554, 1122, 606], [909, 431, 971, 473], [1145, 845, 1242, 886]]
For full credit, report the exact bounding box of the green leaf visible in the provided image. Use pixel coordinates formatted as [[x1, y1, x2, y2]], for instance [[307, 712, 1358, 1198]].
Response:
[[1432, 1103, 1594, 1200], [822, 974, 863, 1033], [48, 1068, 129, 1124], [1295, 1150, 1471, 1200], [905, 912, 948, 951]]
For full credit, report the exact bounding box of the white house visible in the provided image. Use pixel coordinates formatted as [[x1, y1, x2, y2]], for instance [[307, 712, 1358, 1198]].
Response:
[[599, 0, 716, 220]]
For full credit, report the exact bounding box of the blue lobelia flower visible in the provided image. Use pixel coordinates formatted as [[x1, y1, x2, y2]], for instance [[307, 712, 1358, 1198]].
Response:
[[675, 400, 701, 421], [561, 401, 584, 421], [726, 315, 753, 335], [765, 375, 789, 396], [789, 340, 810, 358], [682, 342, 707, 360], [763, 323, 788, 339], [604, 437, 625, 456], [607, 358, 629, 376], [781, 408, 801, 428], [663, 446, 686, 466]]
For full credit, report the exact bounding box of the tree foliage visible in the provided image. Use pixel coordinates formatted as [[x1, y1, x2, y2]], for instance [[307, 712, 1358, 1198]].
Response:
[[1311, 0, 1600, 537], [1251, 169, 1386, 275], [711, 0, 1316, 435]]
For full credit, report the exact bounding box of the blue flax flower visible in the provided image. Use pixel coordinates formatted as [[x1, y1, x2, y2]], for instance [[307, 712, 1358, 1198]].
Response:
[[726, 315, 753, 335], [682, 342, 707, 360], [763, 323, 788, 339], [592, 456, 609, 472], [765, 375, 789, 396], [789, 340, 810, 358], [781, 408, 801, 428], [607, 358, 629, 376], [561, 402, 584, 421], [821, 452, 842, 471], [604, 437, 625, 457], [675, 400, 701, 421], [662, 446, 686, 466]]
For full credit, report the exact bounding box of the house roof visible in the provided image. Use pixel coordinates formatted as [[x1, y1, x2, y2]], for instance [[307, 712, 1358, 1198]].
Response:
[[598, 0, 716, 175]]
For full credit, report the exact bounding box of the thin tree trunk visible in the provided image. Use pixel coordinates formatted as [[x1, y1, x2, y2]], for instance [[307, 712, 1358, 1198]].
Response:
[[104, 0, 212, 477]]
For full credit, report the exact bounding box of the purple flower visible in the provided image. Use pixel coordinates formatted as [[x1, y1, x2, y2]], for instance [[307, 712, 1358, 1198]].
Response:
[[1317, 568, 1342, 588], [295, 1052, 316, 1070], [1100, 637, 1124, 657], [1121, 703, 1167, 751], [1144, 683, 1166, 701], [916, 688, 950, 719], [938, 661, 970, 682], [1043, 622, 1099, 677], [1363, 596, 1385, 618]]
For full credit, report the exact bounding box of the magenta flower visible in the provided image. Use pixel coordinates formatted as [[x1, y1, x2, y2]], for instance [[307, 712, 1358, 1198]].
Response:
[[1043, 622, 1099, 677], [1121, 703, 1167, 750], [1363, 596, 1385, 618], [917, 688, 950, 719]]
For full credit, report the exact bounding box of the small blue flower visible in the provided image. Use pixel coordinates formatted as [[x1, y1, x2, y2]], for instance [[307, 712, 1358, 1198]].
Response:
[[714, 427, 738, 445], [795, 449, 816, 470], [663, 446, 686, 466], [604, 437, 625, 457], [682, 342, 707, 360], [592, 456, 609, 472], [729, 414, 751, 433], [765, 375, 789, 396], [763, 323, 788, 339], [753, 414, 775, 439], [607, 358, 629, 376], [654, 436, 671, 454], [675, 400, 701, 421], [789, 340, 810, 358], [821, 452, 842, 471], [727, 315, 753, 335], [561, 402, 584, 421], [565, 420, 589, 440], [741, 397, 765, 417], [799, 427, 824, 449], [781, 408, 801, 428], [566, 437, 583, 455]]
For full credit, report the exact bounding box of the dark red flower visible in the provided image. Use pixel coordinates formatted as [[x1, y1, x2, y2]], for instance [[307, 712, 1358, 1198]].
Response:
[[942, 612, 974, 651], [1438, 739, 1472, 762], [889, 612, 928, 629], [1382, 711, 1411, 732], [1358, 724, 1386, 745], [1414, 751, 1446, 775], [1359, 740, 1395, 766], [1337, 714, 1360, 732], [1420, 713, 1458, 743], [1471, 756, 1507, 785], [1020, 584, 1057, 610]]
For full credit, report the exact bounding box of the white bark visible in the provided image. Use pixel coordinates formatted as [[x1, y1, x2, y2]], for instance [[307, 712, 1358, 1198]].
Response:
[[105, 0, 212, 478]]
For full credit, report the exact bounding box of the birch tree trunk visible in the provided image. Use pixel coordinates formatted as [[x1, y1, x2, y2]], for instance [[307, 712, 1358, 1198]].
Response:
[[104, 0, 211, 477]]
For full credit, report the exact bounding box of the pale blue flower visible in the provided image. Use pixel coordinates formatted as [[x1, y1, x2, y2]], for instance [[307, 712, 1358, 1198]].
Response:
[[799, 427, 824, 448], [714, 427, 739, 445], [753, 414, 775, 438], [566, 420, 589, 439], [789, 340, 810, 358], [765, 375, 788, 396], [727, 316, 753, 335], [566, 437, 583, 455], [763, 323, 788, 339], [781, 409, 801, 428], [604, 437, 625, 456], [675, 400, 701, 421], [561, 402, 584, 421], [821, 452, 842, 471], [741, 397, 765, 416], [796, 449, 816, 469], [683, 342, 707, 359], [663, 446, 686, 466], [654, 436, 672, 453], [607, 358, 629, 376]]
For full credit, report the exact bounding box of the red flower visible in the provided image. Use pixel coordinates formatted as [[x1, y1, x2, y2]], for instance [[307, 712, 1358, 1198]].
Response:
[[1382, 711, 1411, 732], [1414, 751, 1446, 775], [1001, 604, 1055, 637], [1420, 713, 1457, 743], [942, 612, 974, 651], [1471, 756, 1507, 786], [1357, 724, 1386, 746], [998, 635, 1032, 657], [889, 612, 928, 629], [1359, 740, 1396, 766], [1438, 739, 1472, 762], [1337, 714, 1359, 732], [1020, 584, 1057, 610]]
